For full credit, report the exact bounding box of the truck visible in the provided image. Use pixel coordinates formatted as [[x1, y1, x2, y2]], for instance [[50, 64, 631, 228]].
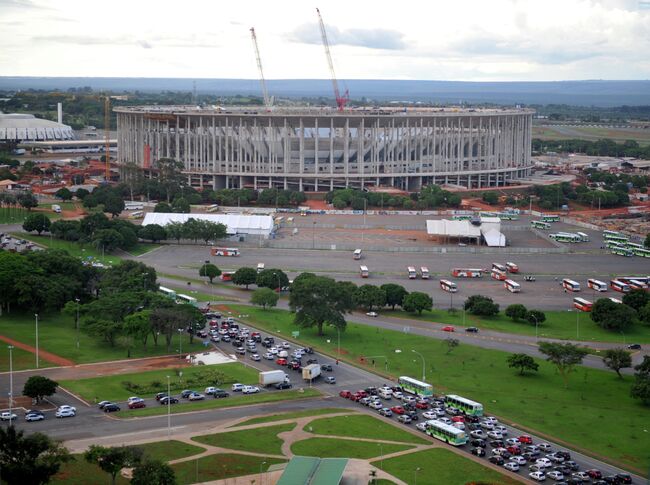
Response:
[[259, 370, 290, 387], [51, 204, 61, 213], [359, 265, 369, 278], [407, 266, 417, 279], [302, 363, 321, 381], [420, 267, 430, 279]]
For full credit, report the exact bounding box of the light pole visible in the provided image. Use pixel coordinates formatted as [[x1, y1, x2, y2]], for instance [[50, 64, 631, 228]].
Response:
[[8, 345, 14, 421], [35, 313, 39, 369], [414, 467, 421, 485], [259, 461, 267, 485], [75, 298, 80, 349], [166, 375, 171, 440], [378, 442, 384, 470], [529, 313, 539, 340], [337, 326, 341, 359], [178, 328, 184, 359], [312, 221, 316, 249], [412, 349, 426, 382]]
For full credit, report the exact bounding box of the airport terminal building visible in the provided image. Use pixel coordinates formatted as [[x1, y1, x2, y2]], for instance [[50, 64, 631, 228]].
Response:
[[116, 106, 534, 191]]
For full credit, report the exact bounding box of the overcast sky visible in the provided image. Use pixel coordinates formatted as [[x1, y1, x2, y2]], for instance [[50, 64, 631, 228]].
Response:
[[1, 0, 649, 81]]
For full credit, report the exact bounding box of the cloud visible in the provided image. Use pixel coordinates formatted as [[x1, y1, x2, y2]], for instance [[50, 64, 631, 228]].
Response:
[[30, 34, 218, 49], [291, 22, 406, 50]]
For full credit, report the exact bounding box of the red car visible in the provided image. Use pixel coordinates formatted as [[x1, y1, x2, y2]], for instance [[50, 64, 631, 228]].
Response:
[[415, 401, 429, 410], [586, 469, 602, 480], [517, 435, 533, 444], [506, 445, 521, 455], [349, 394, 362, 402], [442, 326, 455, 332], [128, 400, 146, 409], [339, 390, 352, 398], [390, 406, 405, 415], [355, 390, 368, 398], [451, 416, 465, 422], [276, 358, 288, 366]]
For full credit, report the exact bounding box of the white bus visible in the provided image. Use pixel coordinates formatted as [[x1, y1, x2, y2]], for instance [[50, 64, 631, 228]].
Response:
[[207, 204, 219, 213], [445, 394, 484, 417], [257, 262, 265, 273], [576, 232, 590, 242], [407, 266, 417, 279], [505, 262, 519, 273], [128, 211, 144, 219], [177, 294, 198, 306], [491, 269, 507, 281], [609, 297, 623, 304], [587, 279, 608, 292], [504, 279, 521, 293], [420, 267, 430, 279], [124, 202, 144, 210], [492, 263, 507, 272], [211, 247, 240, 257], [440, 279, 457, 293], [610, 280, 630, 293], [531, 220, 551, 230], [573, 297, 593, 312], [159, 286, 177, 300], [353, 249, 362, 260], [359, 265, 369, 278], [425, 420, 468, 446], [628, 279, 649, 290], [562, 278, 581, 292], [398, 376, 433, 397]]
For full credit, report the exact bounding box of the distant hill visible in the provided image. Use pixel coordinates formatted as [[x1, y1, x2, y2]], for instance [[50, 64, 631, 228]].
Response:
[[1, 77, 649, 107]]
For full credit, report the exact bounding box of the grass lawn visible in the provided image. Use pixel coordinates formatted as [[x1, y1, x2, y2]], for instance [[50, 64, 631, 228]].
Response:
[[12, 232, 123, 263], [373, 448, 520, 485], [232, 408, 352, 427], [38, 201, 79, 211], [115, 388, 322, 418], [171, 453, 285, 485], [136, 440, 206, 462], [381, 308, 648, 344], [0, 311, 207, 364], [229, 304, 650, 474], [192, 423, 295, 455], [0, 345, 54, 372], [305, 415, 429, 445], [126, 243, 160, 256], [52, 454, 130, 485], [60, 362, 260, 402], [0, 207, 28, 224], [291, 437, 413, 459]]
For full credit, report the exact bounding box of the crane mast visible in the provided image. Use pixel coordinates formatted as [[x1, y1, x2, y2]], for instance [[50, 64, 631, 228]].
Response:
[[316, 7, 349, 111], [250, 27, 271, 109]]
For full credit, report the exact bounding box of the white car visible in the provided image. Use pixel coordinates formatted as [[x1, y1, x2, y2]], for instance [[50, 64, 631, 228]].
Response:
[[415, 422, 428, 432], [494, 425, 508, 435], [529, 471, 546, 482], [503, 462, 519, 472], [188, 393, 205, 401], [369, 401, 383, 410], [263, 352, 274, 360], [432, 408, 446, 417], [452, 421, 465, 430], [269, 347, 279, 355], [505, 438, 520, 446], [392, 391, 403, 399], [546, 453, 564, 463], [509, 455, 527, 465], [0, 412, 17, 421], [402, 395, 416, 404], [470, 430, 486, 439], [483, 416, 498, 424], [127, 397, 141, 404], [58, 405, 77, 413], [55, 408, 76, 418], [481, 421, 495, 430], [487, 430, 503, 439], [281, 342, 290, 349], [205, 387, 217, 395], [546, 471, 564, 481], [538, 443, 553, 452], [571, 472, 590, 482], [25, 412, 45, 422], [437, 417, 452, 425], [250, 354, 261, 361], [366, 311, 378, 317], [422, 411, 438, 420], [231, 383, 244, 392], [535, 458, 553, 468], [242, 385, 260, 394], [379, 386, 393, 395], [492, 447, 509, 456]]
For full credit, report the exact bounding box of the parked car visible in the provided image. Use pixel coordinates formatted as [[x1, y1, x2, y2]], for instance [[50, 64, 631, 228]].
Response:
[[231, 383, 245, 392], [465, 327, 479, 333], [55, 408, 76, 418], [339, 390, 352, 398], [378, 408, 393, 417], [504, 462, 520, 472], [276, 358, 288, 365], [25, 411, 45, 421], [160, 397, 179, 405], [390, 406, 405, 415], [242, 385, 260, 394], [188, 393, 205, 401], [442, 325, 455, 332], [320, 364, 333, 372], [103, 403, 121, 413], [181, 390, 195, 398], [250, 353, 261, 361], [471, 447, 486, 457], [275, 382, 293, 390], [470, 430, 486, 439], [489, 456, 505, 466], [324, 376, 336, 384], [529, 471, 546, 482], [510, 455, 527, 465], [0, 412, 17, 421], [397, 415, 412, 424], [546, 471, 565, 481], [128, 400, 146, 409]]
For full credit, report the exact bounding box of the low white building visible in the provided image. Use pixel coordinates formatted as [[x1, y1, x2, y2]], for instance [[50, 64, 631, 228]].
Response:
[[141, 212, 274, 237]]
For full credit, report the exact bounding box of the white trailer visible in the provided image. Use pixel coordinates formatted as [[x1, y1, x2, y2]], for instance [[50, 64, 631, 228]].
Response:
[[302, 364, 321, 381], [259, 370, 289, 387]]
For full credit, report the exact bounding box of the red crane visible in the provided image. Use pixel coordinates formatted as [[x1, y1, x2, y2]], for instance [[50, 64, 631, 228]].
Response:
[[316, 7, 349, 111]]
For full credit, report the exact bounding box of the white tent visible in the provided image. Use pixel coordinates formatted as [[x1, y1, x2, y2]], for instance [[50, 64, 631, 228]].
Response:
[[481, 228, 506, 247], [142, 213, 274, 237], [426, 219, 481, 238]]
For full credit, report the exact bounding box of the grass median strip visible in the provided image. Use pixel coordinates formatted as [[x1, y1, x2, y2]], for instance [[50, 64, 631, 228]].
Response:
[[171, 453, 286, 484], [231, 407, 353, 427], [192, 423, 295, 455], [291, 437, 414, 459], [305, 414, 429, 445], [135, 440, 206, 462]]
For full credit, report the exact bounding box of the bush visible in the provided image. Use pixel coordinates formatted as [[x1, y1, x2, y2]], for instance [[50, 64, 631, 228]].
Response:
[[505, 304, 528, 322], [526, 309, 546, 326], [464, 295, 499, 316]]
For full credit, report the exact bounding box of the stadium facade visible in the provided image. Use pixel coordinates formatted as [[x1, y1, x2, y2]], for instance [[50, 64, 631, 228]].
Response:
[[116, 106, 534, 191]]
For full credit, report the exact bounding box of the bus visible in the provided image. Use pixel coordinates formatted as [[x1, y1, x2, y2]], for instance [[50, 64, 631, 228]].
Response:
[[452, 268, 483, 278], [635, 248, 650, 258], [159, 286, 177, 300], [550, 233, 581, 243], [492, 263, 507, 272], [398, 376, 433, 397], [128, 211, 144, 219], [207, 204, 219, 213], [617, 276, 650, 285], [420, 267, 430, 279], [220, 271, 234, 282], [452, 215, 472, 221], [609, 297, 623, 304], [497, 212, 519, 221], [359, 265, 369, 278], [603, 233, 629, 243], [425, 419, 468, 445], [504, 279, 521, 293], [257, 263, 265, 273], [587, 279, 608, 292], [177, 294, 198, 306], [211, 247, 240, 257], [124, 202, 144, 210], [505, 262, 519, 273], [531, 220, 551, 230], [353, 249, 362, 260], [445, 394, 484, 417], [491, 269, 507, 281], [610, 280, 630, 293], [628, 279, 649, 290], [576, 232, 590, 242], [541, 214, 560, 223], [611, 247, 633, 257], [407, 266, 417, 279], [562, 279, 581, 292], [625, 242, 644, 251], [425, 420, 468, 446], [440, 279, 457, 293], [573, 297, 593, 312], [605, 240, 627, 249], [603, 230, 621, 238]]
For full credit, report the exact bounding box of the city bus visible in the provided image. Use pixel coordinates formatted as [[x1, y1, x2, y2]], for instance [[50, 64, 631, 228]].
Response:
[[573, 297, 593, 312], [440, 279, 457, 293], [609, 297, 623, 304], [587, 279, 608, 292], [425, 420, 468, 446], [505, 262, 519, 273], [576, 232, 590, 242], [207, 204, 219, 213], [628, 279, 649, 290], [359, 265, 369, 278], [496, 212, 519, 221], [492, 263, 507, 272], [159, 286, 177, 300], [124, 202, 144, 210], [603, 233, 629, 243], [541, 214, 560, 223], [625, 242, 644, 251], [220, 271, 234, 282], [504, 279, 521, 293], [128, 211, 144, 219], [605, 240, 627, 249], [407, 266, 417, 279], [562, 279, 581, 292], [531, 220, 551, 230], [177, 294, 198, 306], [257, 263, 265, 273], [452, 215, 472, 221], [610, 279, 630, 293], [398, 376, 433, 397], [635, 248, 650, 258], [603, 230, 623, 238], [353, 249, 362, 260], [550, 233, 581, 243], [452, 268, 483, 278], [611, 247, 633, 257], [617, 276, 650, 285], [491, 269, 507, 281], [445, 394, 484, 417], [420, 267, 430, 279], [211, 247, 240, 257]]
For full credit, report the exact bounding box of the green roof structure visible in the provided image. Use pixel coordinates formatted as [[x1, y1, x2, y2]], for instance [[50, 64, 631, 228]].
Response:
[[276, 456, 348, 485]]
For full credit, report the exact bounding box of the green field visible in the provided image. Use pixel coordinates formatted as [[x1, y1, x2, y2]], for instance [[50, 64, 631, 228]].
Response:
[[232, 408, 352, 427], [12, 232, 123, 263], [37, 201, 79, 211], [171, 453, 285, 485], [192, 423, 295, 455], [305, 415, 429, 445], [0, 207, 28, 224], [135, 440, 206, 462], [0, 311, 207, 365], [60, 362, 260, 402], [373, 448, 521, 485], [229, 304, 650, 473], [125, 243, 160, 256], [532, 124, 650, 146], [291, 437, 413, 459], [0, 345, 53, 372]]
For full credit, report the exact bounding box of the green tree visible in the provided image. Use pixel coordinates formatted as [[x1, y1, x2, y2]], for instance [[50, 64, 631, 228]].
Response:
[[538, 342, 588, 388], [154, 201, 172, 213], [353, 284, 386, 312], [639, 301, 650, 326], [526, 309, 546, 326], [199, 263, 221, 283], [84, 445, 143, 485], [591, 298, 636, 331], [232, 267, 257, 289], [196, 220, 227, 244], [165, 221, 184, 244], [18, 191, 39, 210], [138, 224, 167, 242], [402, 292, 433, 315], [99, 260, 157, 294], [156, 158, 185, 203], [124, 310, 152, 351], [22, 376, 58, 403], [482, 191, 498, 205], [464, 295, 499, 316], [602, 348, 632, 378], [83, 318, 124, 347], [23, 213, 51, 235], [0, 427, 71, 485], [256, 268, 289, 291], [645, 233, 650, 249], [622, 289, 650, 312], [75, 188, 90, 200], [131, 459, 177, 485], [507, 353, 539, 375], [104, 195, 125, 218], [55, 187, 73, 200], [505, 304, 528, 322], [251, 287, 279, 309], [172, 197, 190, 213], [92, 228, 124, 253], [631, 356, 650, 406], [380, 283, 409, 310]]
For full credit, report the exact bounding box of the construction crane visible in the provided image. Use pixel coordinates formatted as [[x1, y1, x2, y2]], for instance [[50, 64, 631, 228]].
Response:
[[250, 27, 271, 109], [104, 96, 111, 181], [316, 7, 349, 111]]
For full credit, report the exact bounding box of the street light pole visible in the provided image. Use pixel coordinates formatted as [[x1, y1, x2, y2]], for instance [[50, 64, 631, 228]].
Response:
[[414, 467, 421, 485], [166, 375, 171, 440], [75, 298, 80, 349], [8, 345, 14, 421], [530, 313, 538, 341], [412, 349, 426, 382], [259, 461, 267, 485], [178, 328, 183, 360], [35, 313, 39, 369]]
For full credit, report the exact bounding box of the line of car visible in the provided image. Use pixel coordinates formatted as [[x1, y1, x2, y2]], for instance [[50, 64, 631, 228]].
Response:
[[0, 405, 77, 422]]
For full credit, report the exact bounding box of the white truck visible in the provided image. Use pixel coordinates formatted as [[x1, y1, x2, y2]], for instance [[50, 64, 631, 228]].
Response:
[[259, 370, 289, 387], [51, 204, 62, 213], [302, 364, 321, 381]]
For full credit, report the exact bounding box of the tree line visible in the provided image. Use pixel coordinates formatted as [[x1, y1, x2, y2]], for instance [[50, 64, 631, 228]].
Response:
[[325, 185, 462, 210], [533, 138, 650, 160]]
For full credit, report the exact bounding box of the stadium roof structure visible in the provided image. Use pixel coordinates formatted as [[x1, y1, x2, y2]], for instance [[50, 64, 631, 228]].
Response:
[[141, 212, 274, 236], [0, 113, 74, 142], [276, 456, 348, 485]]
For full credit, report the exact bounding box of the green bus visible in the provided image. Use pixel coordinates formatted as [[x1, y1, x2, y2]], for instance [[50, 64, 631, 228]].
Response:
[[541, 214, 560, 223], [425, 420, 468, 446], [625, 242, 644, 250], [550, 233, 581, 243], [451, 215, 472, 221], [445, 394, 484, 416], [531, 220, 551, 230], [398, 376, 433, 397], [634, 248, 650, 258], [611, 247, 633, 257], [605, 240, 626, 249], [497, 212, 519, 221], [159, 286, 177, 300]]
